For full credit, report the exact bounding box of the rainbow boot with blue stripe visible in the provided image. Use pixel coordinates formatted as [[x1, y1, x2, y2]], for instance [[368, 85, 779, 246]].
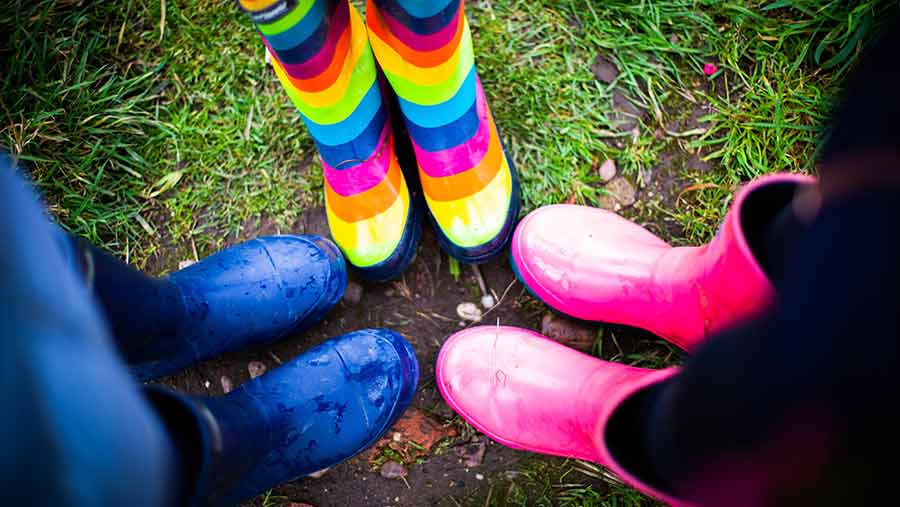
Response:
[[367, 0, 520, 263], [240, 0, 421, 280]]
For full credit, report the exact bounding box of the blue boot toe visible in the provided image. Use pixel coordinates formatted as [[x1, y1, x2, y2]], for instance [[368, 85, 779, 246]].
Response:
[[146, 329, 419, 506], [123, 235, 347, 380]]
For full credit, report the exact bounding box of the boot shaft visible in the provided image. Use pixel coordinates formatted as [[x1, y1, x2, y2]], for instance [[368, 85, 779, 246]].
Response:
[[72, 234, 345, 380], [511, 173, 814, 351], [590, 368, 689, 506], [652, 174, 814, 348], [240, 0, 421, 279], [145, 386, 270, 507], [68, 236, 187, 360]]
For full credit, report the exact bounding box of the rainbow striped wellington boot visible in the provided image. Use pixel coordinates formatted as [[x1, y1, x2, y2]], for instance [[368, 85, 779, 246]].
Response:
[[240, 0, 421, 281], [366, 0, 520, 263]]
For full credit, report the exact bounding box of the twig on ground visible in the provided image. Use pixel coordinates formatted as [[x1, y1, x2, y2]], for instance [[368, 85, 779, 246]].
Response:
[[466, 278, 517, 328]]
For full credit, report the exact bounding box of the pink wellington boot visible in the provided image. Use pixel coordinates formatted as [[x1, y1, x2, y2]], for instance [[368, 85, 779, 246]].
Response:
[[437, 326, 689, 505], [511, 173, 815, 351]]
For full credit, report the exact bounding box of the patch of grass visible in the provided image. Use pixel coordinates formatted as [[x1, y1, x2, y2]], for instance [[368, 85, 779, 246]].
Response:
[[1, 1, 171, 258], [252, 489, 287, 507], [1, 0, 318, 270], [692, 1, 884, 179], [462, 458, 661, 507], [449, 255, 462, 282], [470, 0, 895, 242], [4, 0, 895, 265], [593, 327, 681, 370]]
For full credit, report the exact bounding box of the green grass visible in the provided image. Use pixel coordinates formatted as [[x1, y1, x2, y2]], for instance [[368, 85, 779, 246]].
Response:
[[2, 0, 894, 262], [458, 458, 661, 507], [2, 0, 896, 505], [2, 0, 319, 267]]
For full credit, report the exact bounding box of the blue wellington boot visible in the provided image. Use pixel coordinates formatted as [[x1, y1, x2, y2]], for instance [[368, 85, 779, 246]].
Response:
[[71, 234, 347, 381], [145, 328, 419, 506]]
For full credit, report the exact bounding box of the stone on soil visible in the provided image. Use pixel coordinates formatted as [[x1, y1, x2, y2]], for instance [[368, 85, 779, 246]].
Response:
[[456, 302, 483, 322], [541, 313, 596, 353], [343, 281, 364, 305], [605, 177, 637, 207], [597, 159, 617, 183], [247, 361, 267, 379], [592, 54, 619, 84], [454, 440, 486, 467], [380, 461, 409, 479], [220, 375, 234, 394], [308, 468, 329, 479]]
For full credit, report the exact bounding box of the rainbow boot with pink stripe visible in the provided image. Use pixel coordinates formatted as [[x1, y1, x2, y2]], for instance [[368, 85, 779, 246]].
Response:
[[511, 173, 815, 351], [367, 0, 520, 263], [240, 0, 421, 281]]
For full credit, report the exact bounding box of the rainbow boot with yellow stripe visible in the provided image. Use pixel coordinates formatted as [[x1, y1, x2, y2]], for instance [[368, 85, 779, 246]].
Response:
[[240, 0, 421, 281], [367, 0, 520, 263]]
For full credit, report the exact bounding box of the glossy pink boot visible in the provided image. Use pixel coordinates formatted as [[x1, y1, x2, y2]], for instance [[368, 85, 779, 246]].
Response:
[[511, 173, 815, 350], [437, 326, 688, 505]]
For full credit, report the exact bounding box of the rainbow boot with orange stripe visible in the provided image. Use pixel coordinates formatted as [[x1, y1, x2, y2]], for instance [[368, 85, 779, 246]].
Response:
[[240, 0, 421, 280], [367, 0, 520, 263]]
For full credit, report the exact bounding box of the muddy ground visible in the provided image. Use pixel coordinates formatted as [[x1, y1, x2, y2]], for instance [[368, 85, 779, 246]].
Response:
[[156, 207, 680, 506]]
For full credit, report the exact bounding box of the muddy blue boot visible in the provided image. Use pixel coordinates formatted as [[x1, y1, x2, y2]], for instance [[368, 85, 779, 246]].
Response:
[[70, 234, 347, 381], [145, 328, 419, 506]]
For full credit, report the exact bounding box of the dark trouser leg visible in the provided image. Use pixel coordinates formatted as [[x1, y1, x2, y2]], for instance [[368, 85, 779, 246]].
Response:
[[0, 159, 180, 507], [640, 17, 900, 505], [645, 189, 899, 506]]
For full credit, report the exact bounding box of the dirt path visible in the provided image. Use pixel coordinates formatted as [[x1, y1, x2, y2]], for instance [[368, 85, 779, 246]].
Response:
[[155, 180, 690, 506]]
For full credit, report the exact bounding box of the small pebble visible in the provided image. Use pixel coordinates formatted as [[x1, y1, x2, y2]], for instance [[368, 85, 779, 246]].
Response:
[[456, 302, 483, 322], [476, 474, 484, 481], [592, 54, 619, 84], [343, 281, 364, 305], [597, 159, 617, 183], [541, 313, 596, 353], [308, 468, 329, 479], [220, 375, 234, 394], [455, 440, 487, 467], [480, 294, 496, 309], [380, 461, 408, 479], [248, 361, 267, 379], [606, 177, 637, 207]]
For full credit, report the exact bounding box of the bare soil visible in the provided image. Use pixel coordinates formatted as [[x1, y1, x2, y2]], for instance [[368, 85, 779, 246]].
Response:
[[154, 206, 673, 506]]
